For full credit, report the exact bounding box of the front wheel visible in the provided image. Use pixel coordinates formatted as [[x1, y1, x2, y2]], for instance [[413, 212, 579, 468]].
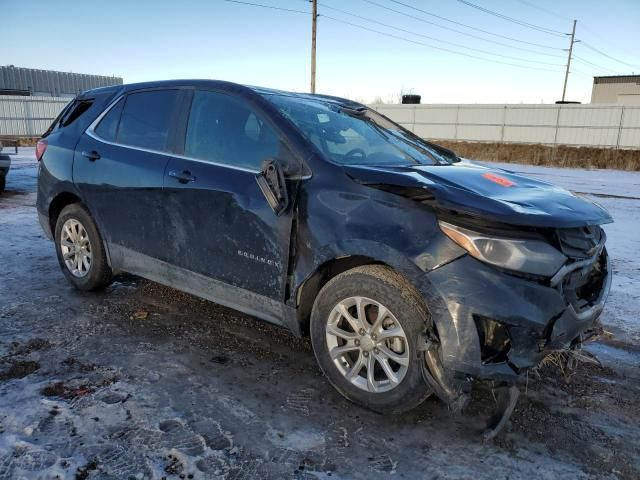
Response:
[[54, 203, 112, 291], [310, 265, 432, 414]]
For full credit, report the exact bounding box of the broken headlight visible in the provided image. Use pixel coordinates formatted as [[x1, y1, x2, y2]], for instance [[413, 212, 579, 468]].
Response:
[[438, 221, 567, 277]]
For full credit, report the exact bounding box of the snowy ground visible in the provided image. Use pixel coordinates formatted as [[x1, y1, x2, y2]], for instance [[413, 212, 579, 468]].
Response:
[[0, 149, 638, 479]]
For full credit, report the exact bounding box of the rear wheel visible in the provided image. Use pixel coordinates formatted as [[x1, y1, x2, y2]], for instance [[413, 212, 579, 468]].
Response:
[[0, 174, 5, 194], [54, 203, 112, 291], [310, 265, 432, 414]]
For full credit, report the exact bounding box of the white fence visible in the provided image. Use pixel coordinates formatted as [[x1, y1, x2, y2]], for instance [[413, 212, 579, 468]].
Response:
[[0, 95, 70, 138], [372, 104, 640, 150], [3, 95, 640, 150]]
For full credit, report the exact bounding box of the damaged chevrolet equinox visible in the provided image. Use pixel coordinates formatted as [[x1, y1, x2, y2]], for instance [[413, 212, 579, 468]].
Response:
[[37, 80, 612, 428]]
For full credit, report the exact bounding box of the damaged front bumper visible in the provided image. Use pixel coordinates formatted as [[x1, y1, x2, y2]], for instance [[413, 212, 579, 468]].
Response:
[[421, 247, 611, 383]]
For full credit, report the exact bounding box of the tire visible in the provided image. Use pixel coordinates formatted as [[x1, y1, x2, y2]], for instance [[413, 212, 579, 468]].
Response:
[[310, 265, 432, 414], [0, 173, 5, 194], [54, 203, 112, 291]]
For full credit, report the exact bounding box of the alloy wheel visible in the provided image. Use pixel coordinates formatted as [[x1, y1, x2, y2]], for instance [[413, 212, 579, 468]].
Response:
[[325, 296, 410, 393], [60, 218, 92, 278]]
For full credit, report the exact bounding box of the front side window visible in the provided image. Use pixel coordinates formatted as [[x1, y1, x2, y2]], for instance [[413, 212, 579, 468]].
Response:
[[116, 90, 180, 151], [268, 95, 456, 166], [184, 90, 279, 170]]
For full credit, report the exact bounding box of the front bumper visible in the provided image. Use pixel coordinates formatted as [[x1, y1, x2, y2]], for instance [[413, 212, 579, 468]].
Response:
[[422, 248, 611, 381]]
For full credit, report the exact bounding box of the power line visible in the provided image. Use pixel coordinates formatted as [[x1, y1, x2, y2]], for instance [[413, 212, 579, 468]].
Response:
[[222, 0, 309, 15], [320, 15, 564, 72], [222, 0, 563, 72], [455, 0, 567, 37], [573, 55, 620, 74], [512, 0, 639, 68], [580, 41, 640, 69], [512, 0, 568, 21], [361, 0, 564, 53], [317, 3, 564, 66]]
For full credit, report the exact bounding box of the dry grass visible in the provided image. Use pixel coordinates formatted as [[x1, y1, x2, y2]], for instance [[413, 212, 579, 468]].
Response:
[[435, 140, 640, 171], [530, 327, 612, 381]]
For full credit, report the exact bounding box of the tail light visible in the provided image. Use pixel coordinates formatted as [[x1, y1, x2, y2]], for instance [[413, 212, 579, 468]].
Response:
[[35, 139, 48, 161]]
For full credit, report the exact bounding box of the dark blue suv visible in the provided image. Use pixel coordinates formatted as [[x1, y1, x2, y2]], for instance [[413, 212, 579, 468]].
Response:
[[36, 80, 612, 418]]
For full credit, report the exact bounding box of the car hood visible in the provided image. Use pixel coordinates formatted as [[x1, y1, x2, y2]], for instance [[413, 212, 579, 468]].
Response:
[[343, 160, 613, 228]]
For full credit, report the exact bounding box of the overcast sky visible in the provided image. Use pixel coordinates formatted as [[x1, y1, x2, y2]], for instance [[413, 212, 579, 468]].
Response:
[[2, 0, 639, 104]]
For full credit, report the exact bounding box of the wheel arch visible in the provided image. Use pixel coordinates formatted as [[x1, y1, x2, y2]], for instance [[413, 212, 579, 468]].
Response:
[[48, 191, 83, 234], [48, 191, 113, 269], [294, 244, 428, 336]]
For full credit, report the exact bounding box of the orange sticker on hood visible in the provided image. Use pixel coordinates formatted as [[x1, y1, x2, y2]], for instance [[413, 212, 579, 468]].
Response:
[[482, 173, 515, 187]]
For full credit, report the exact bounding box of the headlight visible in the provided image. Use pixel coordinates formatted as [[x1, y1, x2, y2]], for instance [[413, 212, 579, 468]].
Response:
[[439, 221, 567, 277]]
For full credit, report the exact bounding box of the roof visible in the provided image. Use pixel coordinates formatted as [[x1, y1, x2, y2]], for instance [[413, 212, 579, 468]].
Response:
[[593, 75, 640, 84], [81, 79, 365, 109]]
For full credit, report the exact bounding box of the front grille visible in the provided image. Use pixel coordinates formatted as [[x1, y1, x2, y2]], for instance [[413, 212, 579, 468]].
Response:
[[555, 225, 608, 312], [562, 250, 608, 312], [557, 225, 605, 260]]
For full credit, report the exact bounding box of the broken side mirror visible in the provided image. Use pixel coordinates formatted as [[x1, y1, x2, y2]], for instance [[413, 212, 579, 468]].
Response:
[[256, 159, 289, 216]]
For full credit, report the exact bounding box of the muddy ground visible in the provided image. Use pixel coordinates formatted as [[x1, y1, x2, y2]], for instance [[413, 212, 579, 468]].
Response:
[[0, 150, 639, 479]]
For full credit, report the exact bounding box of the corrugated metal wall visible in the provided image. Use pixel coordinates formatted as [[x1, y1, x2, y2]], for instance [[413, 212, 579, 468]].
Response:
[[0, 96, 71, 137], [0, 66, 122, 97], [372, 104, 640, 149]]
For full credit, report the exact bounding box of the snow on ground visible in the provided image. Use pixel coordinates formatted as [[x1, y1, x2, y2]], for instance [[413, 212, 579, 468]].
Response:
[[0, 149, 638, 479]]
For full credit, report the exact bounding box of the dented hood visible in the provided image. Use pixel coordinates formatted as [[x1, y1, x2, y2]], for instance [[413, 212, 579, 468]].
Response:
[[343, 161, 613, 228]]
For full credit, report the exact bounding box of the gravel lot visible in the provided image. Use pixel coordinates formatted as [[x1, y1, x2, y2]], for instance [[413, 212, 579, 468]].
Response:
[[1, 149, 639, 479]]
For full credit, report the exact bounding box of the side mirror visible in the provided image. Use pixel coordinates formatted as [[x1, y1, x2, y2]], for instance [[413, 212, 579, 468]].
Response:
[[256, 159, 289, 215]]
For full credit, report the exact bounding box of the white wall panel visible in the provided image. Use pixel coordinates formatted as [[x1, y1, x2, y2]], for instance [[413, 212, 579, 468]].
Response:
[[375, 105, 414, 123], [458, 106, 504, 125], [414, 106, 457, 124], [413, 123, 456, 139], [372, 103, 640, 149], [505, 106, 558, 126], [622, 107, 640, 127], [619, 128, 640, 148], [556, 127, 619, 147], [0, 96, 70, 137], [503, 126, 556, 144], [457, 125, 502, 141]]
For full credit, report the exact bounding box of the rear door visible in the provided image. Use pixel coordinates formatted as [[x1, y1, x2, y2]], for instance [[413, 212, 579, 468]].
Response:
[[163, 89, 296, 300], [74, 88, 185, 261]]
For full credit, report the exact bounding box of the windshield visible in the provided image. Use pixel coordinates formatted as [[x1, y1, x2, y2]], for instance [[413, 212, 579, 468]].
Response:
[[268, 94, 456, 166]]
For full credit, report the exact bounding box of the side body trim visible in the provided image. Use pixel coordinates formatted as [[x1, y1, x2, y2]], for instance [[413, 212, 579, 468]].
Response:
[[109, 244, 299, 335]]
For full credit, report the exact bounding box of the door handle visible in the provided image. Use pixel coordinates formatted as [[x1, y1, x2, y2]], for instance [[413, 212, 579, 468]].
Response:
[[168, 170, 197, 184], [82, 150, 101, 161]]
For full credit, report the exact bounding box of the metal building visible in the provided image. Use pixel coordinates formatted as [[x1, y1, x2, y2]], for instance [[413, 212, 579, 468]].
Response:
[[591, 75, 640, 105], [0, 66, 123, 98]]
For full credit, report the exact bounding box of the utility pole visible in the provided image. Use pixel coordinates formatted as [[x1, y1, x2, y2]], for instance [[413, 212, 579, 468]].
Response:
[[561, 19, 577, 102], [311, 0, 317, 94]]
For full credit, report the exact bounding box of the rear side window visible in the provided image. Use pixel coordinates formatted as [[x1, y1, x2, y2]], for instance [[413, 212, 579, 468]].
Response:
[[94, 99, 124, 142], [184, 90, 279, 170], [116, 90, 180, 151], [60, 99, 94, 127], [42, 98, 92, 137]]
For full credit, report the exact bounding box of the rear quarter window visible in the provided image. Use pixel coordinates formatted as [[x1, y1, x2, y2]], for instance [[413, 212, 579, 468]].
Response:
[[60, 99, 94, 127], [42, 98, 89, 137]]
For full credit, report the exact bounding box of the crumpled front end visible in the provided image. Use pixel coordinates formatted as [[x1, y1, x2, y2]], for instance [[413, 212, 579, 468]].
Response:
[[422, 224, 611, 383]]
